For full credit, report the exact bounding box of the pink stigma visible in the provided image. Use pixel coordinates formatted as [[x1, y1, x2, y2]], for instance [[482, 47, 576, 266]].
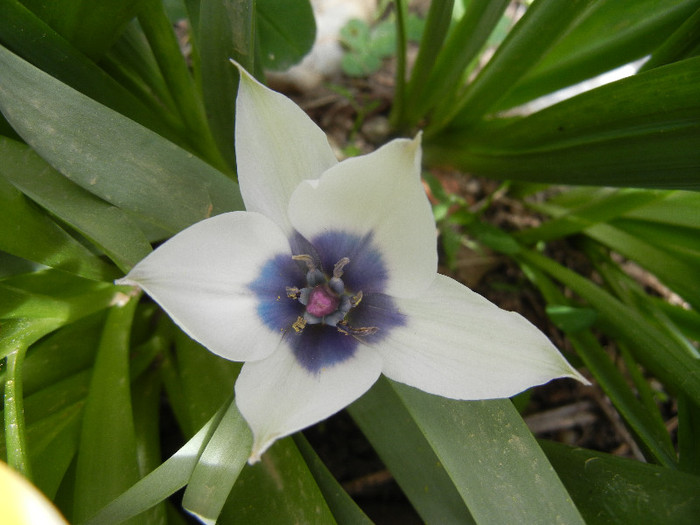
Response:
[[306, 285, 340, 317]]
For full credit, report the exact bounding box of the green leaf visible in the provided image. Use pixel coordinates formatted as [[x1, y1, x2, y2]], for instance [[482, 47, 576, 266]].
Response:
[[18, 0, 141, 60], [181, 401, 252, 524], [293, 435, 373, 525], [0, 43, 243, 235], [434, 0, 595, 130], [0, 172, 116, 280], [349, 378, 475, 524], [222, 438, 337, 524], [518, 249, 700, 407], [137, 0, 230, 173], [83, 404, 229, 525], [351, 377, 585, 524], [0, 137, 152, 272], [426, 57, 700, 189], [542, 441, 700, 524], [389, 383, 584, 524], [199, 0, 254, 170], [0, 0, 179, 141], [73, 299, 140, 524], [256, 0, 315, 71], [399, 0, 509, 130], [3, 346, 30, 477], [524, 265, 677, 467], [497, 0, 700, 111], [175, 330, 240, 434]]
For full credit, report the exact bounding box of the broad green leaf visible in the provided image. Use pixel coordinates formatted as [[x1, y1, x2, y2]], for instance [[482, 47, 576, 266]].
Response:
[[0, 44, 243, 235], [0, 173, 116, 281], [256, 0, 315, 71], [222, 438, 337, 525], [181, 401, 251, 524], [18, 0, 141, 60], [497, 0, 700, 111], [293, 436, 373, 525], [0, 137, 152, 272], [426, 57, 700, 189], [0, 0, 178, 141], [349, 378, 475, 524], [389, 383, 584, 524], [73, 299, 140, 524], [83, 404, 229, 525], [542, 441, 700, 524]]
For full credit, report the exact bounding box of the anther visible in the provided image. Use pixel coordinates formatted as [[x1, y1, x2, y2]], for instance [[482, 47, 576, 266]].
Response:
[[292, 254, 316, 271], [333, 257, 350, 278], [292, 316, 307, 333], [350, 290, 363, 307], [286, 286, 300, 299]]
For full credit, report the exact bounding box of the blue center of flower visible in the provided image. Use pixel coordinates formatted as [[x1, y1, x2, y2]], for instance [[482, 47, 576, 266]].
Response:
[[248, 231, 406, 373], [286, 254, 377, 336]]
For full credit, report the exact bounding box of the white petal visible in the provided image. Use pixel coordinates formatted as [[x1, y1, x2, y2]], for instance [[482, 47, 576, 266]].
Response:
[[235, 343, 382, 463], [288, 135, 437, 297], [377, 274, 588, 399], [233, 63, 338, 232], [117, 212, 292, 362]]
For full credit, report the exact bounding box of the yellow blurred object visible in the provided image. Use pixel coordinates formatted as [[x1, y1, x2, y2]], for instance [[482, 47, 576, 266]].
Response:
[[0, 461, 67, 524]]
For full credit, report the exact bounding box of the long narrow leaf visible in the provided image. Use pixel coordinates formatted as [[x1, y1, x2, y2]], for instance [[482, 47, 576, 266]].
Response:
[[72, 299, 140, 523], [0, 44, 243, 234]]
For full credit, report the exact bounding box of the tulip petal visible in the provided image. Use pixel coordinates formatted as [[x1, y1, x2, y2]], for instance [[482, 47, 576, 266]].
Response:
[[117, 212, 292, 362], [288, 135, 437, 297], [234, 64, 338, 232], [235, 343, 383, 462], [378, 274, 588, 399]]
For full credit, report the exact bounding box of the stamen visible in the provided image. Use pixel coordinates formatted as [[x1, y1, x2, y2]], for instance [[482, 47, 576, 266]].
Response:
[[337, 320, 379, 337], [350, 290, 363, 307], [292, 316, 306, 333], [292, 254, 316, 271], [333, 257, 350, 278], [286, 286, 300, 299]]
